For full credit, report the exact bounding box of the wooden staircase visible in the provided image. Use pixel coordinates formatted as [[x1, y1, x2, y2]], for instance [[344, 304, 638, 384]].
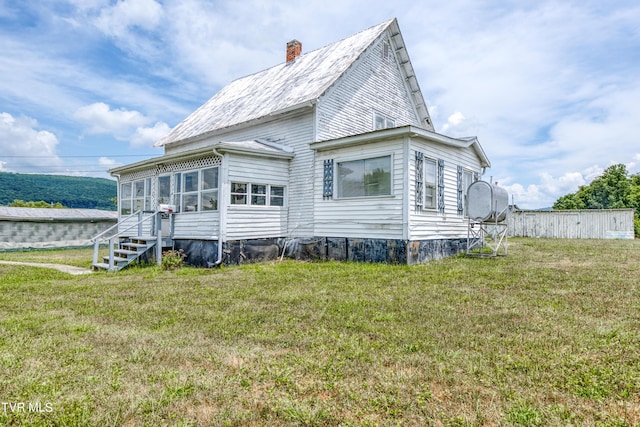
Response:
[[93, 236, 158, 271], [92, 211, 167, 272]]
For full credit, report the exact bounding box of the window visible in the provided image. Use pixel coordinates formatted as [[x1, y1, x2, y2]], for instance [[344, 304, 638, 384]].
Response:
[[382, 41, 390, 61], [424, 158, 437, 209], [181, 170, 199, 212], [179, 167, 219, 212], [251, 184, 267, 205], [337, 156, 391, 198], [270, 186, 285, 206], [374, 112, 395, 130], [158, 175, 170, 205], [120, 182, 132, 215], [120, 178, 151, 215], [201, 167, 219, 211], [231, 182, 285, 206], [231, 182, 247, 205]]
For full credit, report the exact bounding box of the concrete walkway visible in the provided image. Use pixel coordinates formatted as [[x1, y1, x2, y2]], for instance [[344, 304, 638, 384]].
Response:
[[0, 260, 93, 275]]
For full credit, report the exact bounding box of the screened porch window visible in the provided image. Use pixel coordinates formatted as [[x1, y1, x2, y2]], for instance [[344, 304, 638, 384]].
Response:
[[337, 156, 391, 198], [178, 167, 219, 212], [120, 178, 151, 215], [157, 175, 170, 205]]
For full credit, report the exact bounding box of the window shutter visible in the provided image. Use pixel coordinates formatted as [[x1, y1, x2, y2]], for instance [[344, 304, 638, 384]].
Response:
[[437, 159, 445, 213], [415, 151, 424, 210], [457, 166, 464, 215], [323, 159, 334, 199]]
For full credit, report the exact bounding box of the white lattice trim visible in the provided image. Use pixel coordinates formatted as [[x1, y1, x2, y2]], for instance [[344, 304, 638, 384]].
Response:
[[121, 156, 221, 182]]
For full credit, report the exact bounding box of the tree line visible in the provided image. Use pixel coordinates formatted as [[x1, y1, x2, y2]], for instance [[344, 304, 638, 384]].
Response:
[[0, 172, 117, 211], [553, 164, 640, 236]]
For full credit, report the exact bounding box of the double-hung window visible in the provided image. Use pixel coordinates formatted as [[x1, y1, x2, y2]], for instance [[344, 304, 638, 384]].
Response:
[[231, 182, 285, 206], [424, 158, 437, 209], [337, 155, 391, 198]]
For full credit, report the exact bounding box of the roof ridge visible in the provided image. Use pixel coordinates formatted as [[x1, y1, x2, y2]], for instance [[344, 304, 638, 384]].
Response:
[[155, 18, 397, 147], [223, 18, 396, 85]]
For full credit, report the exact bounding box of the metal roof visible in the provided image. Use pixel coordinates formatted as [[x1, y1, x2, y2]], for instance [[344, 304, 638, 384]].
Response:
[[0, 207, 118, 221], [155, 18, 432, 147]]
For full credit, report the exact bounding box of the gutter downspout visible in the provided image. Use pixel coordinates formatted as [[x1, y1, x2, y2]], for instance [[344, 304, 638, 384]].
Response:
[[212, 147, 226, 267]]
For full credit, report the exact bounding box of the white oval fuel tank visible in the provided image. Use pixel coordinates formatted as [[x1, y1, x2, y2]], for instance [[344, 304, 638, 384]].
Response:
[[467, 181, 509, 222]]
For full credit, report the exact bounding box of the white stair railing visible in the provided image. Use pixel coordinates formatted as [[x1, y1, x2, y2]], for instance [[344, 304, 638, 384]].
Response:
[[91, 210, 163, 270]]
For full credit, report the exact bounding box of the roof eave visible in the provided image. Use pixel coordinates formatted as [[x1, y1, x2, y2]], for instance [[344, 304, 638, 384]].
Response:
[[154, 101, 316, 148], [215, 142, 295, 160], [109, 146, 216, 176], [310, 125, 491, 168]]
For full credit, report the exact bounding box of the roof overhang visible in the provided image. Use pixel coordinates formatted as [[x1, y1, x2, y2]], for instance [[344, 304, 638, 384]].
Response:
[[310, 125, 491, 168], [154, 102, 315, 148], [109, 140, 294, 177]]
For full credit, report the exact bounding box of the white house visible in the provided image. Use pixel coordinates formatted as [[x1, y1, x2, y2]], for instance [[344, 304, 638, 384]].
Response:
[[104, 18, 490, 269]]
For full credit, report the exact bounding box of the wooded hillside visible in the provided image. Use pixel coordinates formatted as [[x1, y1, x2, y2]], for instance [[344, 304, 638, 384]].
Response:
[[0, 172, 117, 210]]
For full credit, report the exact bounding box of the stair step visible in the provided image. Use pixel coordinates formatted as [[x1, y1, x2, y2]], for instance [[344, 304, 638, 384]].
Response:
[[115, 249, 139, 256], [102, 256, 129, 264], [131, 236, 158, 242], [121, 242, 151, 249], [93, 262, 114, 271]]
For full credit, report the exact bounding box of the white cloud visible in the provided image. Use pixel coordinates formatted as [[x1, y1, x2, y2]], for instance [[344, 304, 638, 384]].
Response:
[[94, 0, 164, 38], [0, 112, 63, 172], [74, 102, 150, 138], [74, 102, 170, 147], [440, 111, 466, 133], [130, 122, 171, 147], [98, 157, 118, 168]]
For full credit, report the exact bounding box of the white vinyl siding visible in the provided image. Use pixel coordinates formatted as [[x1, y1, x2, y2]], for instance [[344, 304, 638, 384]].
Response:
[[165, 111, 313, 238], [226, 154, 289, 240], [314, 139, 404, 239], [408, 139, 483, 240], [316, 37, 421, 141]]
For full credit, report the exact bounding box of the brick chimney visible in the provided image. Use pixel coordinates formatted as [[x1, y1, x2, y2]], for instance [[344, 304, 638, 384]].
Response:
[[286, 39, 302, 63]]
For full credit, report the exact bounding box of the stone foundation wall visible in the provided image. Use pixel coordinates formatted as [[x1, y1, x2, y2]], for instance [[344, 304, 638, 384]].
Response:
[[174, 236, 473, 267]]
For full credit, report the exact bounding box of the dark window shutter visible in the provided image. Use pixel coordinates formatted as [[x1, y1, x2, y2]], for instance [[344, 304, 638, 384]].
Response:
[[415, 151, 424, 210], [437, 159, 445, 213], [323, 159, 334, 199], [457, 165, 464, 215]]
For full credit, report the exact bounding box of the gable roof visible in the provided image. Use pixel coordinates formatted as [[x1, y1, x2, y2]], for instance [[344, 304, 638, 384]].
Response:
[[155, 18, 432, 147]]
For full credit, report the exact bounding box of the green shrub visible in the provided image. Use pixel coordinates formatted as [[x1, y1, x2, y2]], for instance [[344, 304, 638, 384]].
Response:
[[161, 249, 186, 270]]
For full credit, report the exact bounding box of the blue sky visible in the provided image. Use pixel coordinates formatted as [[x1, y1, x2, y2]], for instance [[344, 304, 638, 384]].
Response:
[[0, 0, 638, 208]]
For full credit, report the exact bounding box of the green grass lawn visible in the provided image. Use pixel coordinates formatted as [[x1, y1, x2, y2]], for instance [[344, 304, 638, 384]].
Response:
[[0, 239, 638, 426]]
